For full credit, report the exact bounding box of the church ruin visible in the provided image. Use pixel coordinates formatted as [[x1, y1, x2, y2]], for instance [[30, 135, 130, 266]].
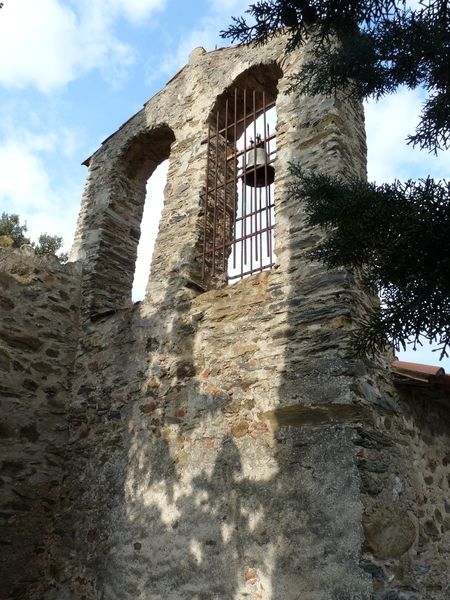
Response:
[[1, 36, 449, 600]]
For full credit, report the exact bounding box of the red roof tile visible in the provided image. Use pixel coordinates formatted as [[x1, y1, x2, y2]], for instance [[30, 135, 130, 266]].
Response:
[[392, 360, 450, 392]]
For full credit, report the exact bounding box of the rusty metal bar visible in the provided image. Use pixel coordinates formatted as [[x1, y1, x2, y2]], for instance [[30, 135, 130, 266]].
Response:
[[235, 203, 275, 223], [226, 132, 276, 162], [249, 90, 256, 270], [202, 121, 212, 279], [211, 110, 220, 276], [222, 98, 229, 274], [227, 223, 275, 246], [233, 88, 238, 270], [207, 155, 275, 195], [259, 187, 263, 272], [253, 90, 258, 264], [263, 91, 270, 258], [260, 90, 266, 270], [228, 260, 276, 281], [266, 121, 273, 259], [201, 100, 276, 143], [242, 88, 247, 272]]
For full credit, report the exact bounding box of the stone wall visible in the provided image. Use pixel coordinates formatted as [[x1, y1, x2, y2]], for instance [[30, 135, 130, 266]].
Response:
[[59, 271, 450, 600], [357, 383, 450, 600], [62, 272, 374, 599], [0, 248, 81, 600]]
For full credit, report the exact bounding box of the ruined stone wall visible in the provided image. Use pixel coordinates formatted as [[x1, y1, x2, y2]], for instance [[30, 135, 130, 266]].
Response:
[[1, 35, 449, 600], [0, 248, 81, 600], [69, 36, 367, 317], [357, 383, 450, 600]]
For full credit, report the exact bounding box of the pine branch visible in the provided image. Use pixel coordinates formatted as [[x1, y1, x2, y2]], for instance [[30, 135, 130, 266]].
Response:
[[222, 0, 450, 152], [288, 166, 450, 358]]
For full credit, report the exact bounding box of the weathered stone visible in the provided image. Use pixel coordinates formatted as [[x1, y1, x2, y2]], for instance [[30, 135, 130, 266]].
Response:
[[360, 472, 384, 496], [231, 420, 249, 438], [358, 458, 390, 473], [0, 421, 14, 438], [359, 558, 385, 580], [0, 294, 14, 310], [0, 329, 43, 352], [423, 519, 439, 538], [19, 424, 40, 442], [0, 348, 11, 371], [363, 507, 416, 559], [354, 428, 394, 449], [0, 250, 80, 600], [139, 402, 156, 415], [262, 403, 372, 429]]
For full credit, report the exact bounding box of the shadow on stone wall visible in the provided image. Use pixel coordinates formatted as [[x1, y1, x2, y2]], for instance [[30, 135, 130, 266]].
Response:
[[62, 222, 377, 600], [62, 205, 450, 600], [0, 251, 81, 600]]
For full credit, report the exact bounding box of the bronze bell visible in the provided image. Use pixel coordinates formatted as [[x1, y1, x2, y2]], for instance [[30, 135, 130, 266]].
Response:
[[244, 135, 275, 187]]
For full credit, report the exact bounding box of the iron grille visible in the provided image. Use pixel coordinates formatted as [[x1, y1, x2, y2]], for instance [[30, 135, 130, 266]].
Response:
[[201, 89, 276, 284]]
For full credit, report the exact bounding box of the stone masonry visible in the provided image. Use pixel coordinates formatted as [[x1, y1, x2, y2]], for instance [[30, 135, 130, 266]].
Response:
[[0, 249, 81, 598], [1, 36, 449, 600]]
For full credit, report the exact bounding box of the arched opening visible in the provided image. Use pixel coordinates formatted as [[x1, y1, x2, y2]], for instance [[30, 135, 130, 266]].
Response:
[[227, 104, 277, 282], [199, 63, 282, 287], [92, 125, 175, 310], [132, 160, 169, 301]]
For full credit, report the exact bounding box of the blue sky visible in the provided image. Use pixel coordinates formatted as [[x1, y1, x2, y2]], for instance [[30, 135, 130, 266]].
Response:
[[0, 0, 449, 369]]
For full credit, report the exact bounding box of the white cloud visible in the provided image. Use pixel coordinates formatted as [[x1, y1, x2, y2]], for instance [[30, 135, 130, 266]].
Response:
[[106, 0, 166, 23], [153, 0, 251, 82], [0, 134, 80, 250], [365, 88, 450, 183], [0, 0, 165, 92], [0, 141, 51, 211]]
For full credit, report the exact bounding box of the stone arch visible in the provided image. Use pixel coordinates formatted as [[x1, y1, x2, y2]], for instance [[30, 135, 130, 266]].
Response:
[[209, 61, 283, 138], [120, 126, 175, 181], [72, 123, 176, 317], [198, 61, 283, 286]]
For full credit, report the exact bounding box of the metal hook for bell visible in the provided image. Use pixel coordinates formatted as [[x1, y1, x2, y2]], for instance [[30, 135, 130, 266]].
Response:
[[244, 134, 275, 188]]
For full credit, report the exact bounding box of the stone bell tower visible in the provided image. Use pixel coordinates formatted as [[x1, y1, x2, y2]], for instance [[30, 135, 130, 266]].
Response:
[[2, 35, 449, 600], [66, 35, 374, 599]]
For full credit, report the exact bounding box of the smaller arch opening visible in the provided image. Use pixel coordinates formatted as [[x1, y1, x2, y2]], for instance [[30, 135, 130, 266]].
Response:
[[122, 126, 174, 181], [94, 125, 175, 310], [132, 159, 169, 301]]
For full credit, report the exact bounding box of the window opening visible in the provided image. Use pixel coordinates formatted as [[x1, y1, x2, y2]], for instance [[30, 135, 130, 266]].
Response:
[[132, 159, 169, 301], [229, 107, 276, 281], [201, 89, 277, 285]]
